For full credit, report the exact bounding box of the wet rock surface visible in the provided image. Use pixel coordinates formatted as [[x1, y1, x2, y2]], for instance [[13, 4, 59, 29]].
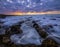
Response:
[[32, 21, 48, 38], [41, 38, 58, 47], [0, 14, 60, 47]]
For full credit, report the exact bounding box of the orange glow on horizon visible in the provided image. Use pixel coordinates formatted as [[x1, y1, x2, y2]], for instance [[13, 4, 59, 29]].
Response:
[[4, 11, 60, 15]]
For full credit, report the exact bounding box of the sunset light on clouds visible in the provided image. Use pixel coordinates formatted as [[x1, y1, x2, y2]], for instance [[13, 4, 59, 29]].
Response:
[[0, 0, 60, 15]]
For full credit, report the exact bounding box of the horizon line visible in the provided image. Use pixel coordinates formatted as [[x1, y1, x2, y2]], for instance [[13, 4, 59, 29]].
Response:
[[2, 11, 60, 15]]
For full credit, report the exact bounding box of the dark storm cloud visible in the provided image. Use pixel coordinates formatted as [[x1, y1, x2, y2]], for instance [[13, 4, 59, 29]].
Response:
[[0, 0, 60, 13]]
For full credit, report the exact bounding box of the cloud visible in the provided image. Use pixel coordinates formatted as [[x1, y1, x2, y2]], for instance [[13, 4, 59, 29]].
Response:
[[0, 0, 60, 14]]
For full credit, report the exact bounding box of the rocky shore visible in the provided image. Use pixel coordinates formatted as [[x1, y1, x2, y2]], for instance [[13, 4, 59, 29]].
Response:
[[0, 14, 60, 47]]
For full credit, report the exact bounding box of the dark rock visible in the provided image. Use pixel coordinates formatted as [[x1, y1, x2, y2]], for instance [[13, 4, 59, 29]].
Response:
[[0, 44, 5, 47], [0, 35, 3, 44], [32, 21, 48, 38], [41, 38, 58, 47], [48, 24, 53, 28], [2, 35, 10, 44], [0, 14, 7, 18], [50, 18, 56, 20], [54, 24, 58, 26], [6, 25, 23, 35]]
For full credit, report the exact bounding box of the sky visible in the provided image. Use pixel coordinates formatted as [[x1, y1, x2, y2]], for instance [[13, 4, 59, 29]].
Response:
[[0, 0, 60, 14]]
